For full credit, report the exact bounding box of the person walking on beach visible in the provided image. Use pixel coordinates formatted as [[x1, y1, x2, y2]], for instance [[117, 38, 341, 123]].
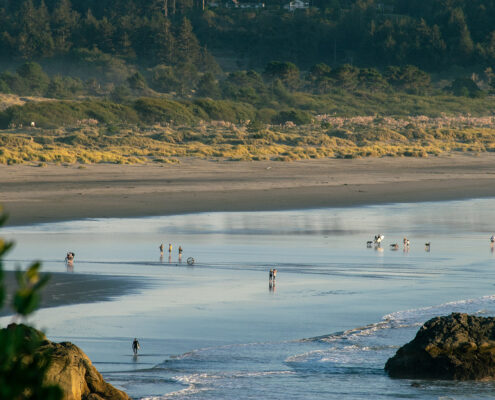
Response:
[[269, 269, 273, 280], [132, 338, 140, 355], [159, 243, 164, 255], [168, 243, 172, 253], [273, 269, 277, 280], [178, 245, 183, 263]]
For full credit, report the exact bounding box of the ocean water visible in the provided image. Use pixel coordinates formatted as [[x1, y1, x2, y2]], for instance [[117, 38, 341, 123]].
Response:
[[3, 199, 495, 399]]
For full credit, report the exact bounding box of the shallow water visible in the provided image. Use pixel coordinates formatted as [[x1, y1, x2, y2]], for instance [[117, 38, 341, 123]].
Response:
[[3, 199, 495, 399]]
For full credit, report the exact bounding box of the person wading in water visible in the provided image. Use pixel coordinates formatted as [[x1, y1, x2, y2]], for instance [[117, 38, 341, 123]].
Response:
[[132, 338, 140, 355]]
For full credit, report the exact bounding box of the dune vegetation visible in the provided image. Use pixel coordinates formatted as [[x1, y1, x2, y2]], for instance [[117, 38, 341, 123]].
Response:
[[2, 107, 495, 165]]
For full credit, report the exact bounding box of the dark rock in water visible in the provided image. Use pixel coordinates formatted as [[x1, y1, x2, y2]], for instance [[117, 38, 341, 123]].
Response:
[[4, 323, 131, 400], [385, 313, 495, 380]]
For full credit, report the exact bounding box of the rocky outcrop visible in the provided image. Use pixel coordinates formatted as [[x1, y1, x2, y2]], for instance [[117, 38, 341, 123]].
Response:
[[385, 313, 495, 380], [6, 324, 131, 400]]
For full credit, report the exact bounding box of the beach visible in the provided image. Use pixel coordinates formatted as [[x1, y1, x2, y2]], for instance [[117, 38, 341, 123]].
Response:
[[4, 202, 495, 399], [3, 155, 495, 399], [2, 153, 495, 226]]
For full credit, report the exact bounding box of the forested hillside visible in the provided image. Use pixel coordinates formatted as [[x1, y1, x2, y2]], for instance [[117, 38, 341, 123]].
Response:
[[0, 0, 494, 70], [1, 0, 495, 165]]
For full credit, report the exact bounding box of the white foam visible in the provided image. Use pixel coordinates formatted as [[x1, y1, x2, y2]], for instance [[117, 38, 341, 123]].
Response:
[[289, 294, 495, 366]]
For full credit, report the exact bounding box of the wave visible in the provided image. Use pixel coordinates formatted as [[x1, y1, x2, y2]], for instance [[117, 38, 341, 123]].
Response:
[[287, 293, 495, 369]]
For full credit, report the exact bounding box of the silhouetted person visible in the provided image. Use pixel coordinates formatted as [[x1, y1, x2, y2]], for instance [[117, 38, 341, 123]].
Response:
[[132, 338, 140, 355], [159, 243, 164, 255]]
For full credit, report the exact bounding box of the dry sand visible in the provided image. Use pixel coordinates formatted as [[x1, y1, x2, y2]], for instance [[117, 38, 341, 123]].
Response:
[[1, 154, 495, 226]]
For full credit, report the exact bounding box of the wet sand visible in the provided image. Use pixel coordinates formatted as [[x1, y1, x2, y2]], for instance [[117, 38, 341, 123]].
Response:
[[1, 154, 495, 226], [1, 271, 149, 317]]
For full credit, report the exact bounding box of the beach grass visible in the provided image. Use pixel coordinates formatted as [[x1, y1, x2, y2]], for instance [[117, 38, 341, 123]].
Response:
[[1, 114, 495, 165], [2, 92, 495, 165]]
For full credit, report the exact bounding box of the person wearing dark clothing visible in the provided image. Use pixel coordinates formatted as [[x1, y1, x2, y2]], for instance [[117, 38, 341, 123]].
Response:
[[132, 338, 140, 355]]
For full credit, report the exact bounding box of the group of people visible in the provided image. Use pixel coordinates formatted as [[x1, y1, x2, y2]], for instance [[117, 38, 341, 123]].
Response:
[[269, 268, 278, 292], [160, 243, 183, 255], [160, 243, 184, 262], [269, 269, 277, 280]]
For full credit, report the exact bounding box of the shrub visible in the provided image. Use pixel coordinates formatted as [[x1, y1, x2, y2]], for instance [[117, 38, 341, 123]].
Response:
[[133, 98, 198, 124], [448, 78, 485, 98], [192, 98, 256, 122], [272, 109, 312, 125]]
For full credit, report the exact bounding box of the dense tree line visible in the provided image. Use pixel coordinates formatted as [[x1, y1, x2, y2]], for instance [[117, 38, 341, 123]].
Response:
[[0, 0, 216, 71], [0, 59, 442, 104], [1, 0, 495, 71]]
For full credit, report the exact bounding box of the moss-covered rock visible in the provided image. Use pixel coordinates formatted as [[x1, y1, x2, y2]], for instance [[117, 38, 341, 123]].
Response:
[[3, 324, 130, 400], [385, 313, 495, 380]]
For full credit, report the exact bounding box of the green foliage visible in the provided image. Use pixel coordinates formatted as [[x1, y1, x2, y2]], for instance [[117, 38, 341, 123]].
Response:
[[150, 65, 181, 93], [247, 119, 266, 132], [134, 97, 198, 124], [448, 78, 484, 98], [385, 65, 431, 94], [14, 262, 49, 316], [0, 101, 139, 129], [127, 72, 148, 92], [16, 62, 50, 95], [272, 109, 312, 125], [1, 0, 495, 74], [110, 85, 132, 103], [45, 76, 84, 99], [264, 61, 300, 90], [0, 210, 62, 400], [192, 98, 256, 122], [196, 72, 221, 98]]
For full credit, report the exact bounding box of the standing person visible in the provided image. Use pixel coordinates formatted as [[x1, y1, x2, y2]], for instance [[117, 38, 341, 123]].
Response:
[[269, 269, 273, 280], [168, 243, 173, 253], [132, 338, 140, 355], [65, 252, 75, 265], [159, 243, 164, 255], [273, 269, 277, 280], [178, 246, 183, 263]]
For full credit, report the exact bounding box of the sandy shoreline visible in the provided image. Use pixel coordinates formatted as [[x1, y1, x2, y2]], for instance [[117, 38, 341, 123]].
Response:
[[1, 271, 149, 317], [1, 154, 495, 226]]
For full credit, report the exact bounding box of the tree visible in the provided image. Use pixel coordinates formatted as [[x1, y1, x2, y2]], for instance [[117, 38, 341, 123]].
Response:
[[357, 68, 388, 91], [384, 65, 431, 94], [330, 64, 359, 90], [0, 209, 63, 400], [196, 72, 221, 98], [175, 18, 201, 65], [17, 62, 50, 95], [150, 64, 180, 93], [16, 0, 54, 59], [127, 72, 147, 92], [51, 0, 79, 54], [448, 77, 484, 98], [263, 61, 300, 90]]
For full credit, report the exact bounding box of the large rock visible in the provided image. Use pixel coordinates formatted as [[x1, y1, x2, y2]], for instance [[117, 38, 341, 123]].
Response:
[[385, 313, 495, 380], [6, 323, 131, 400]]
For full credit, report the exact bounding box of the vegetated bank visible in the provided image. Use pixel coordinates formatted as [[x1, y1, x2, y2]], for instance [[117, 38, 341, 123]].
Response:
[[1, 91, 495, 165]]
